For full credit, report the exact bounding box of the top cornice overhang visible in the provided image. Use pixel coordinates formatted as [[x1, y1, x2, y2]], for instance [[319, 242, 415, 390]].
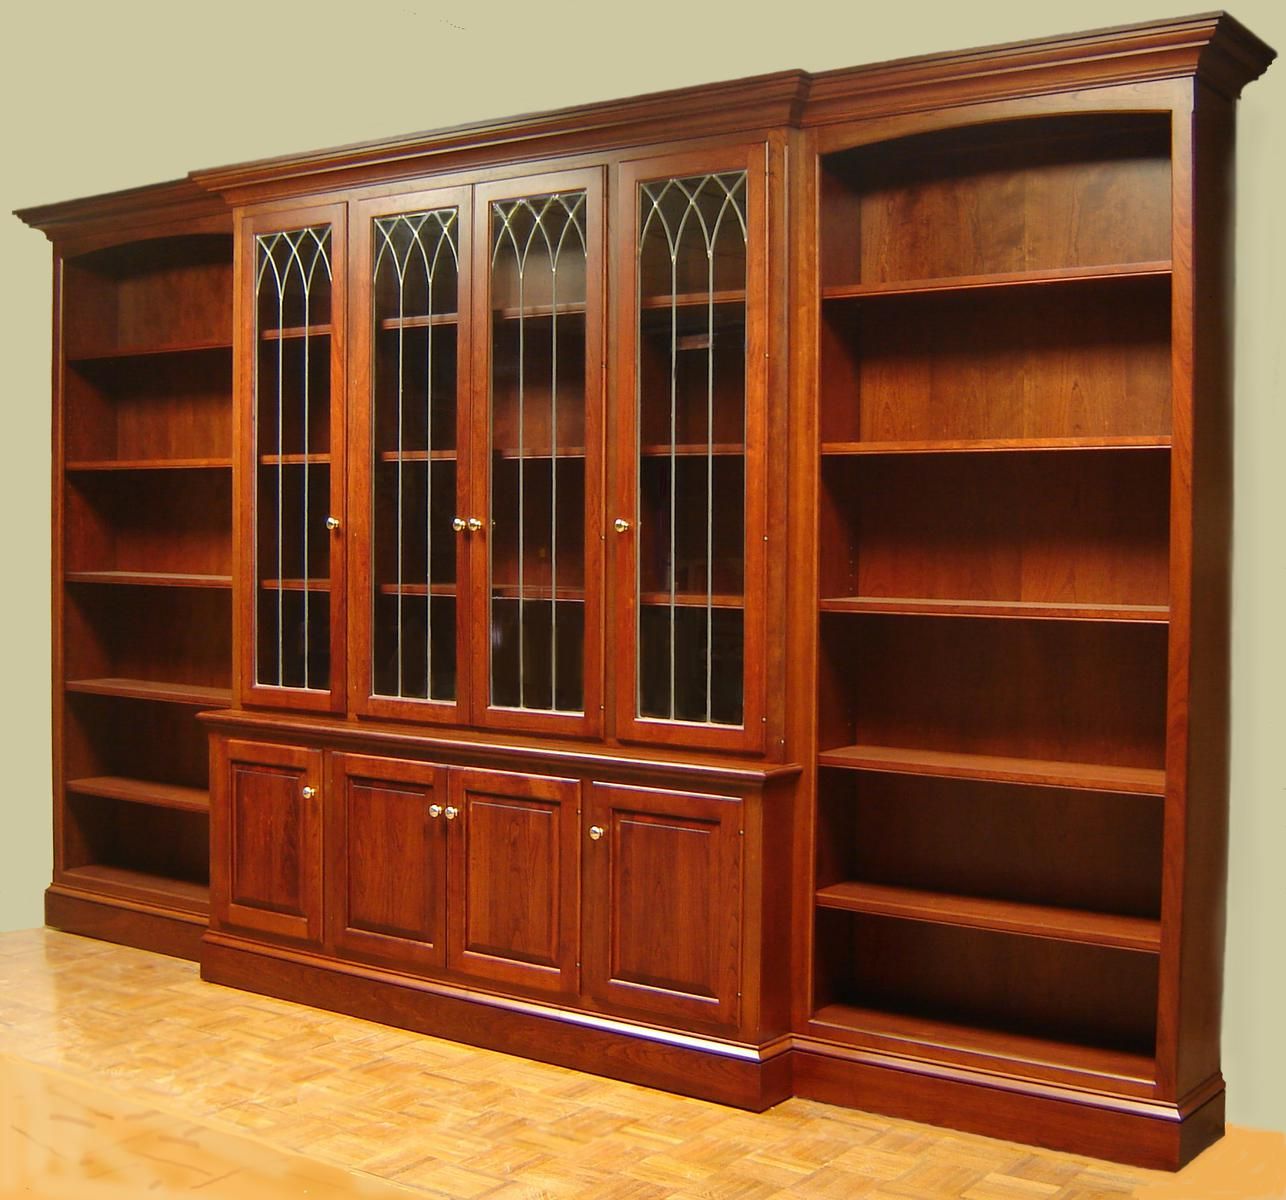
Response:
[[16, 12, 1275, 228]]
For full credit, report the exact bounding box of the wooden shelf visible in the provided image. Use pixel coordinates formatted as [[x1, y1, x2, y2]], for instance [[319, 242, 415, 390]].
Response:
[[821, 436, 1171, 456], [640, 443, 744, 457], [379, 449, 458, 463], [259, 453, 331, 466], [65, 775, 210, 814], [640, 591, 744, 609], [491, 584, 585, 602], [493, 446, 586, 460], [639, 289, 746, 310], [809, 1003, 1155, 1085], [260, 323, 332, 341], [261, 578, 330, 592], [65, 677, 231, 706], [821, 260, 1172, 302], [66, 339, 232, 364], [815, 881, 1160, 952], [65, 570, 233, 590], [818, 744, 1165, 795], [819, 597, 1170, 623], [378, 582, 457, 597], [379, 312, 459, 330], [60, 863, 209, 911], [66, 458, 232, 472], [492, 301, 586, 321]]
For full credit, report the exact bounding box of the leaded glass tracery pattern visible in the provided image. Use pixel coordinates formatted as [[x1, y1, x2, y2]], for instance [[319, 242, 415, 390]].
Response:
[[254, 225, 333, 691], [488, 191, 588, 714], [636, 172, 748, 727], [370, 210, 460, 703]]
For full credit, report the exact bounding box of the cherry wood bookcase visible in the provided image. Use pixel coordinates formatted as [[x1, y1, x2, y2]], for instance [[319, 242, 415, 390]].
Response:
[[17, 14, 1273, 1170]]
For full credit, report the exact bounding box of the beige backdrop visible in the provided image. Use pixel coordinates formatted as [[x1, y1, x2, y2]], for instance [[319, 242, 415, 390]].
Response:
[[3, 0, 1282, 1134]]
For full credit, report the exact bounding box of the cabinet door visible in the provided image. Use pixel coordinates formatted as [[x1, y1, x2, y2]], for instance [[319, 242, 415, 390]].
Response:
[[470, 169, 605, 737], [238, 203, 347, 712], [327, 753, 448, 970], [612, 146, 769, 751], [211, 738, 323, 942], [446, 767, 580, 995], [583, 782, 742, 1029], [348, 188, 473, 723]]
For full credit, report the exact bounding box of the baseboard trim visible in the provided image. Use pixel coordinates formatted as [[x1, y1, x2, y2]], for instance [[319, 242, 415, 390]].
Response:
[[45, 888, 205, 962]]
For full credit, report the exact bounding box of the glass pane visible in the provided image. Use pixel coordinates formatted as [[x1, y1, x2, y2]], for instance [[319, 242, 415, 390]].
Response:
[[254, 226, 333, 690], [370, 210, 460, 702], [636, 172, 748, 726], [488, 191, 588, 714]]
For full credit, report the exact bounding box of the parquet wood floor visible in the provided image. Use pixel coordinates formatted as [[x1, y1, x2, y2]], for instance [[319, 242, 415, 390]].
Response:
[[0, 930, 1281, 1199]]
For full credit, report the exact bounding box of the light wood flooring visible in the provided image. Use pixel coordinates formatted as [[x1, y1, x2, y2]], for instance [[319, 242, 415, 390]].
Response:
[[1, 928, 1283, 1199]]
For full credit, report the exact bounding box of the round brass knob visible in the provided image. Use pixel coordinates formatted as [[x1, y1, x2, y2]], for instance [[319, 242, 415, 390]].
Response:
[[445, 806, 460, 821], [301, 785, 317, 800], [452, 516, 467, 533], [613, 518, 631, 534], [588, 825, 605, 841], [467, 517, 484, 532], [428, 804, 443, 819], [325, 516, 341, 531]]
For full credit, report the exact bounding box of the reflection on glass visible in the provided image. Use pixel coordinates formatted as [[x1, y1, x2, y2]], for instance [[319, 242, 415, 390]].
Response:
[[489, 192, 588, 714], [254, 226, 332, 690], [636, 173, 748, 726], [370, 211, 460, 703]]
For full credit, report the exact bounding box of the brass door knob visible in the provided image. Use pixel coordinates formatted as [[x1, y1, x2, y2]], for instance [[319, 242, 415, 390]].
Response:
[[588, 825, 605, 841], [301, 785, 317, 800], [613, 518, 631, 534], [467, 517, 484, 532], [445, 806, 460, 821], [452, 516, 467, 532], [325, 516, 341, 531], [428, 804, 443, 819]]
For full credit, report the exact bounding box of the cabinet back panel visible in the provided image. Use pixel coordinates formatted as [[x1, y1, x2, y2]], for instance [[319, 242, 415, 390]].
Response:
[[65, 352, 232, 462], [63, 235, 232, 357], [821, 114, 1171, 286], [63, 695, 209, 789], [815, 910, 1158, 1055], [820, 450, 1170, 605], [823, 614, 1168, 767], [63, 587, 231, 688], [822, 278, 1171, 443], [64, 472, 232, 575], [816, 771, 1163, 917], [65, 795, 209, 884]]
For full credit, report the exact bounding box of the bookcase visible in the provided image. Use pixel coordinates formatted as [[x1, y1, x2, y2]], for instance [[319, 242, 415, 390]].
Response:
[[16, 13, 1274, 1170]]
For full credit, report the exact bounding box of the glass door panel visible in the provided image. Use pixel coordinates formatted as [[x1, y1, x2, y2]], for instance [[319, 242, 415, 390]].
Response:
[[242, 205, 346, 711], [475, 171, 603, 734], [614, 150, 767, 750]]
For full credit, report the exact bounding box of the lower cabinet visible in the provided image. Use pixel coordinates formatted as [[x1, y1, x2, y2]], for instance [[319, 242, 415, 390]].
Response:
[[210, 739, 324, 943], [327, 753, 580, 995], [583, 782, 743, 1030], [211, 735, 746, 1034]]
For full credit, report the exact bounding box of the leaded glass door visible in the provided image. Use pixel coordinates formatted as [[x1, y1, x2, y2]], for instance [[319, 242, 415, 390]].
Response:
[[471, 170, 604, 735], [238, 203, 347, 712], [349, 187, 472, 722], [612, 148, 769, 751]]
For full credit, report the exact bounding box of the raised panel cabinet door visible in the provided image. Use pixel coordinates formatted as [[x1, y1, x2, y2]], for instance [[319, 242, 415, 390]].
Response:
[[327, 753, 448, 971], [469, 169, 605, 738], [237, 202, 347, 712], [211, 738, 323, 942], [446, 767, 580, 995], [583, 782, 742, 1029], [612, 145, 770, 753], [348, 188, 473, 724]]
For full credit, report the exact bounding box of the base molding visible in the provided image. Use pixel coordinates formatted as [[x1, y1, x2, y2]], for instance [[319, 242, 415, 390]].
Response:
[[792, 1045, 1224, 1171], [45, 888, 205, 962], [201, 933, 793, 1111]]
